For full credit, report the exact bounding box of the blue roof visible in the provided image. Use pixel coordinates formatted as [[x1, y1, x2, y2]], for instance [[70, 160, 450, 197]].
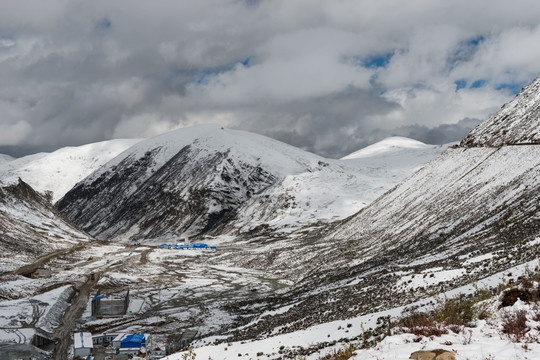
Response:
[[121, 333, 145, 348], [91, 294, 105, 301], [191, 243, 207, 248]]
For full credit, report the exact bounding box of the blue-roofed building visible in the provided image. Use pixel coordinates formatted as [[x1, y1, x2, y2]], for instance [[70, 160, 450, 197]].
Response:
[[121, 333, 145, 348], [113, 333, 151, 355], [191, 243, 208, 249]]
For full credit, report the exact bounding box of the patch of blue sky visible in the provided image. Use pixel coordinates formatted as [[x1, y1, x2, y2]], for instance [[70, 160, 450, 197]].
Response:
[[362, 52, 393, 68], [194, 71, 216, 85], [496, 82, 526, 95], [449, 35, 487, 71], [453, 78, 487, 91], [194, 58, 252, 85], [240, 56, 253, 67], [455, 78, 525, 95], [94, 17, 112, 34], [95, 17, 112, 31], [454, 79, 467, 90], [470, 79, 487, 88], [465, 35, 485, 47]]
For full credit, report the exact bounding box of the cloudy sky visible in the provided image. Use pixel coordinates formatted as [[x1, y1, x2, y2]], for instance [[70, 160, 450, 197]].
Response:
[[1, 0, 540, 158]]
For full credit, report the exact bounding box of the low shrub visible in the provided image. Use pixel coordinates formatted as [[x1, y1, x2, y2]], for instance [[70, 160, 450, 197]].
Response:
[[399, 311, 449, 337], [499, 288, 539, 308], [434, 295, 477, 325], [501, 309, 529, 342], [320, 344, 356, 360]]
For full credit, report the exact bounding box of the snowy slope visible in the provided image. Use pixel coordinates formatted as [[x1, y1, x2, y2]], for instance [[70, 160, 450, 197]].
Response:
[[329, 144, 540, 266], [57, 125, 334, 241], [231, 138, 447, 235], [0, 154, 14, 164], [192, 77, 540, 351], [0, 139, 141, 202], [166, 258, 540, 360], [0, 179, 92, 272], [461, 75, 540, 147], [58, 126, 446, 241], [342, 136, 436, 160]]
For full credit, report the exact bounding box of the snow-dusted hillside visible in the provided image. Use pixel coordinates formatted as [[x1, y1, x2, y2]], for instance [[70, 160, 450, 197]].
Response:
[[461, 76, 540, 147], [0, 179, 92, 272], [57, 125, 446, 242], [329, 144, 539, 265], [231, 137, 447, 235], [166, 258, 540, 360], [57, 125, 334, 241], [0, 139, 141, 202], [189, 77, 540, 353], [0, 154, 14, 164], [342, 136, 438, 160]]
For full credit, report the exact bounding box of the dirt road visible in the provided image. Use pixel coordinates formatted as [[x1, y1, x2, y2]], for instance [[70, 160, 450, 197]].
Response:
[[52, 273, 100, 360], [1, 243, 87, 278]]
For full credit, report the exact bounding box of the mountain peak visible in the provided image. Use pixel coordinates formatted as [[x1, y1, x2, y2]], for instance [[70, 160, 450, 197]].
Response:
[[57, 125, 328, 240], [342, 137, 431, 160], [461, 76, 540, 147]]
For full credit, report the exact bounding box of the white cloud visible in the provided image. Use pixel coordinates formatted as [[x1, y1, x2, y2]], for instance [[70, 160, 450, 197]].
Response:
[[1, 0, 540, 157], [452, 25, 540, 84]]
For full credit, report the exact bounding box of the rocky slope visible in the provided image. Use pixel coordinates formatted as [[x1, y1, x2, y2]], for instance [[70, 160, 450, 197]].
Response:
[[0, 179, 92, 272]]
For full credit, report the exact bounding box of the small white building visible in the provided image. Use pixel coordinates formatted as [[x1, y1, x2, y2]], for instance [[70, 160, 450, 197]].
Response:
[[74, 332, 93, 358], [112, 333, 127, 349]]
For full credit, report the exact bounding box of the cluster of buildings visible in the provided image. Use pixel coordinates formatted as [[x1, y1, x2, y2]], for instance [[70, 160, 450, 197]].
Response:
[[158, 242, 216, 250], [74, 332, 153, 359]]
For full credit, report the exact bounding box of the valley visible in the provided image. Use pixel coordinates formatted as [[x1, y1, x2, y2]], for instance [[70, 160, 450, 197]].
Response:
[[0, 241, 295, 359], [0, 77, 539, 359]]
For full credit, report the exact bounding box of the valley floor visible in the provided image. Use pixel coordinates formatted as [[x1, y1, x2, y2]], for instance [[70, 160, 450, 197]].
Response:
[[1, 237, 539, 360]]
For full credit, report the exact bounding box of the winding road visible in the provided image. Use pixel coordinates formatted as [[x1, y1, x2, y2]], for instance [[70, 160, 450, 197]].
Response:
[[52, 273, 100, 360]]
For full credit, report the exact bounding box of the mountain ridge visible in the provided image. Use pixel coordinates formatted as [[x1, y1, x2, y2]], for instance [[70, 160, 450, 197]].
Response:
[[56, 126, 447, 242], [461, 76, 540, 147], [0, 178, 92, 272], [0, 138, 141, 202], [57, 125, 330, 241]]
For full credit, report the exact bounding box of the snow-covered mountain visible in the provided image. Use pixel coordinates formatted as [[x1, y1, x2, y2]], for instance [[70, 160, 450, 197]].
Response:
[[342, 136, 439, 160], [0, 179, 92, 272], [205, 76, 540, 346], [0, 139, 141, 203], [0, 154, 14, 164], [57, 125, 333, 241], [57, 125, 446, 242], [230, 137, 447, 235]]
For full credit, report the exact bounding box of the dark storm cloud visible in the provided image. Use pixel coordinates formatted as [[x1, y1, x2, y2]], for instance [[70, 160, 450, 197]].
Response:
[[233, 87, 401, 158], [1, 0, 540, 158], [379, 118, 483, 146]]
